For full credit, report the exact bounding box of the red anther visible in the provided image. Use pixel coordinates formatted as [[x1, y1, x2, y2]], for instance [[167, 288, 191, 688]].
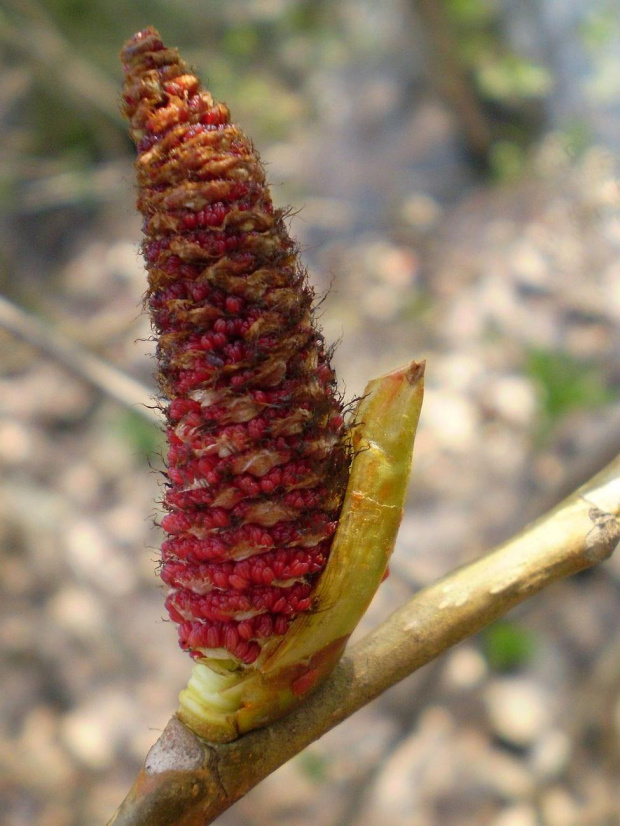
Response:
[[237, 620, 254, 641], [161, 511, 192, 535], [182, 212, 198, 230], [329, 414, 344, 432], [206, 626, 221, 649], [254, 615, 273, 638], [234, 476, 261, 496], [165, 598, 184, 624], [241, 641, 261, 663], [197, 457, 217, 476], [210, 508, 231, 528], [272, 597, 287, 614], [316, 363, 333, 383], [274, 616, 289, 635], [225, 295, 243, 314], [259, 479, 276, 494], [247, 417, 266, 439], [169, 398, 201, 421], [224, 626, 238, 651], [233, 640, 250, 661], [188, 282, 209, 302], [167, 467, 185, 486]]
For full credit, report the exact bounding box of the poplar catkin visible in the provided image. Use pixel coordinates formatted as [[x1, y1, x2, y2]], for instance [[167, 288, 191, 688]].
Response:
[[121, 28, 350, 666]]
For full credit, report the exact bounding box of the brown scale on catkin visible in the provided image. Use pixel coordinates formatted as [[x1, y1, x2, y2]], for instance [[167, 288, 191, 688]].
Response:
[[121, 28, 350, 666]]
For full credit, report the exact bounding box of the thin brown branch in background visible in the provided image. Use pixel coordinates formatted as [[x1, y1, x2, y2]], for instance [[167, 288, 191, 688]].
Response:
[[0, 0, 121, 126], [411, 0, 494, 160], [0, 294, 159, 426]]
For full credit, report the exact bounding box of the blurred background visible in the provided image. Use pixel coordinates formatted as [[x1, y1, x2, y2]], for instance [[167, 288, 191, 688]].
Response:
[[2, 1, 620, 824]]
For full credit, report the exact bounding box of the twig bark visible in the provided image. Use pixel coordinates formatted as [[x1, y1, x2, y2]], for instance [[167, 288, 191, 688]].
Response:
[[108, 453, 620, 825]]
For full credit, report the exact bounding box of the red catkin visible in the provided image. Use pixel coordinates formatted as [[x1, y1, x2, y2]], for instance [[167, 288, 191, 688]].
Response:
[[121, 28, 349, 665]]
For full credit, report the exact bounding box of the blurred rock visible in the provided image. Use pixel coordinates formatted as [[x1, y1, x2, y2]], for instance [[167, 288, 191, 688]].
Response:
[[400, 192, 442, 233], [443, 646, 488, 692], [64, 517, 137, 596], [356, 707, 455, 826], [485, 679, 551, 749], [540, 787, 579, 826], [48, 587, 106, 641], [0, 420, 32, 465], [530, 729, 571, 780], [422, 390, 479, 453], [492, 805, 538, 826], [18, 706, 74, 791], [59, 690, 135, 771]]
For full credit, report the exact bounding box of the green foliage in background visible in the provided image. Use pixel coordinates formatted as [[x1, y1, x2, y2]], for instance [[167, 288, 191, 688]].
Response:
[[476, 55, 552, 104], [482, 620, 535, 672], [445, 0, 553, 105], [296, 749, 331, 784], [561, 119, 595, 160], [488, 140, 526, 182], [580, 4, 620, 104], [526, 348, 617, 434], [580, 6, 618, 51], [114, 410, 163, 461]]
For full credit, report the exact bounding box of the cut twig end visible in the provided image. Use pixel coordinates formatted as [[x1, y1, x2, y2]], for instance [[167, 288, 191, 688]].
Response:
[[145, 716, 206, 775], [583, 509, 620, 564]]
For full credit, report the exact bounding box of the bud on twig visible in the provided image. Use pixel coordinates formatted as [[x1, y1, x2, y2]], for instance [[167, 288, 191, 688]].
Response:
[[121, 28, 424, 741]]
